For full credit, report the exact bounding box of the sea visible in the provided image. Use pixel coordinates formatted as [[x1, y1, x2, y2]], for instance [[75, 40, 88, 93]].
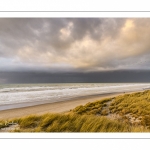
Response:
[[0, 83, 150, 111]]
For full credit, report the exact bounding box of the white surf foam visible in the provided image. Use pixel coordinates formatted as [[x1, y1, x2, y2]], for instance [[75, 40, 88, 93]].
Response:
[[0, 83, 150, 105]]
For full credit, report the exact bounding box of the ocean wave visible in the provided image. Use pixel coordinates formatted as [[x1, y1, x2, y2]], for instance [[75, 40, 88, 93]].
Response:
[[0, 83, 150, 106]]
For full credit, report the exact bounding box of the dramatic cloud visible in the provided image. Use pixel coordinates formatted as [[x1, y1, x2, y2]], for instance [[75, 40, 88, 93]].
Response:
[[0, 18, 150, 72]]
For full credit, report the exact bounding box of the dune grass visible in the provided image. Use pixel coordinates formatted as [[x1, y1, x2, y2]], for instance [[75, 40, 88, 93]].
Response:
[[72, 90, 150, 129], [72, 98, 112, 115], [109, 91, 150, 115], [7, 113, 149, 132], [109, 90, 150, 127], [0, 121, 9, 129]]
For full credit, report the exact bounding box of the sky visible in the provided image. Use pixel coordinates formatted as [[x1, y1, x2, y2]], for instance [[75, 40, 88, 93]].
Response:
[[0, 18, 150, 83]]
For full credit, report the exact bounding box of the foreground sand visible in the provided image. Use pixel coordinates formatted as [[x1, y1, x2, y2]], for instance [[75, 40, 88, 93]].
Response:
[[0, 90, 144, 120]]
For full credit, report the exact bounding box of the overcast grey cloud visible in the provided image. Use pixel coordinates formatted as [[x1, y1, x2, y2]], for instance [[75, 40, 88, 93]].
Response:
[[1, 18, 150, 73]]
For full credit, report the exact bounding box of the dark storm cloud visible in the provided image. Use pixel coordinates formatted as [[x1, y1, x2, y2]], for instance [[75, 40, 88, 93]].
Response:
[[1, 70, 150, 84]]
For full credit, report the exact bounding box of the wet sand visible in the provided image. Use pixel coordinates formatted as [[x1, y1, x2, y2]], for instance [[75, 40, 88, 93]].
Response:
[[0, 90, 145, 120]]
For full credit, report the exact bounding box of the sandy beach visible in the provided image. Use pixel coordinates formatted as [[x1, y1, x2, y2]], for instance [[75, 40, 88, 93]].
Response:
[[0, 92, 127, 120], [0, 88, 146, 120]]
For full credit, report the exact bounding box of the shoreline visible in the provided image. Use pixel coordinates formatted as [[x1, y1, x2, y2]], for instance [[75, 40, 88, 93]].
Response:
[[0, 92, 124, 120], [0, 89, 146, 120], [0, 92, 120, 111]]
